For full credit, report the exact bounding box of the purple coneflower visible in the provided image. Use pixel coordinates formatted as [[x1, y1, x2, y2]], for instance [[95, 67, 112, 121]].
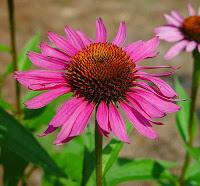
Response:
[[15, 18, 179, 144], [155, 3, 200, 60]]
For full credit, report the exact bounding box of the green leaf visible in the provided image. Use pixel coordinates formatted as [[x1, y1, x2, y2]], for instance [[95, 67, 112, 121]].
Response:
[[2, 33, 41, 78], [175, 77, 190, 142], [186, 146, 200, 161], [0, 148, 28, 186], [18, 33, 41, 71], [102, 124, 132, 176], [0, 44, 10, 52], [0, 98, 12, 111], [185, 160, 200, 180], [105, 158, 176, 186], [0, 107, 65, 177]]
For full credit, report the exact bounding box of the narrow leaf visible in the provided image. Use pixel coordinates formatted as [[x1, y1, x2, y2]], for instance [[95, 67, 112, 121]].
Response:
[[175, 77, 190, 142]]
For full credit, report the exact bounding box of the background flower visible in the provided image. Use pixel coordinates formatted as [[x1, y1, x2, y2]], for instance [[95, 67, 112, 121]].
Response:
[[155, 3, 200, 60]]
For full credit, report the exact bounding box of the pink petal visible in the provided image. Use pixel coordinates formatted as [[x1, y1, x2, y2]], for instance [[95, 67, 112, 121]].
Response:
[[96, 18, 107, 43], [128, 37, 160, 63], [40, 42, 71, 61], [127, 93, 165, 118], [170, 10, 184, 22], [120, 102, 158, 139], [96, 101, 109, 132], [164, 40, 188, 60], [25, 87, 71, 109], [50, 97, 83, 127], [124, 40, 143, 54], [39, 125, 57, 137], [130, 89, 180, 113], [132, 81, 179, 101], [27, 52, 68, 70], [155, 26, 184, 42], [112, 21, 126, 46], [69, 102, 94, 137], [188, 3, 196, 16], [98, 126, 110, 137], [186, 41, 197, 52], [164, 14, 182, 27], [136, 74, 177, 97], [14, 70, 66, 90], [76, 30, 92, 46], [65, 26, 85, 50], [109, 102, 129, 143], [198, 44, 200, 53], [48, 32, 78, 57], [54, 100, 88, 144]]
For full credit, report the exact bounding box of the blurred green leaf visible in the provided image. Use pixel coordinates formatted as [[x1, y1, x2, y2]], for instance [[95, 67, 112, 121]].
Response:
[[175, 77, 190, 142], [186, 161, 200, 181], [18, 33, 41, 71], [0, 98, 12, 111], [102, 124, 132, 176], [2, 33, 41, 78], [186, 146, 200, 161], [175, 77, 198, 143], [0, 148, 28, 186], [105, 158, 176, 186], [0, 44, 10, 52], [0, 106, 65, 177]]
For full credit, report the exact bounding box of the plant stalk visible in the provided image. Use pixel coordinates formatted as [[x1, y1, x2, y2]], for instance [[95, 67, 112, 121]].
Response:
[[7, 0, 21, 115], [179, 49, 200, 185], [95, 112, 103, 186]]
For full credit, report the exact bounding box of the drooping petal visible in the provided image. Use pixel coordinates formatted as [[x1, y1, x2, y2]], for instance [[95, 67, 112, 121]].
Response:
[[186, 41, 197, 52], [27, 52, 69, 70], [96, 101, 109, 132], [112, 21, 126, 46], [127, 93, 165, 118], [164, 14, 182, 27], [76, 30, 92, 46], [187, 3, 196, 16], [65, 26, 85, 50], [38, 125, 58, 137], [50, 97, 83, 127], [127, 37, 160, 63], [130, 89, 180, 113], [164, 40, 188, 60], [68, 102, 94, 137], [136, 74, 177, 97], [48, 32, 78, 56], [54, 101, 88, 144], [40, 42, 71, 61], [14, 70, 67, 90], [109, 102, 129, 143], [120, 102, 158, 139], [96, 18, 107, 43], [25, 87, 71, 109]]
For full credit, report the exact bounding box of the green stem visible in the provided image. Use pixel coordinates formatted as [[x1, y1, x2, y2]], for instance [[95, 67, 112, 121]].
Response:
[[179, 49, 200, 185], [7, 0, 21, 115], [95, 113, 103, 186]]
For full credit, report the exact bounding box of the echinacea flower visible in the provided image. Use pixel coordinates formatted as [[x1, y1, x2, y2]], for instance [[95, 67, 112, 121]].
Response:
[[15, 18, 180, 144], [155, 3, 200, 60]]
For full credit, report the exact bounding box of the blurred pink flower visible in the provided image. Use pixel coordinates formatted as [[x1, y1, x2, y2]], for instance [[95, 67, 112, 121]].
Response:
[[15, 18, 179, 144], [155, 3, 200, 60]]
